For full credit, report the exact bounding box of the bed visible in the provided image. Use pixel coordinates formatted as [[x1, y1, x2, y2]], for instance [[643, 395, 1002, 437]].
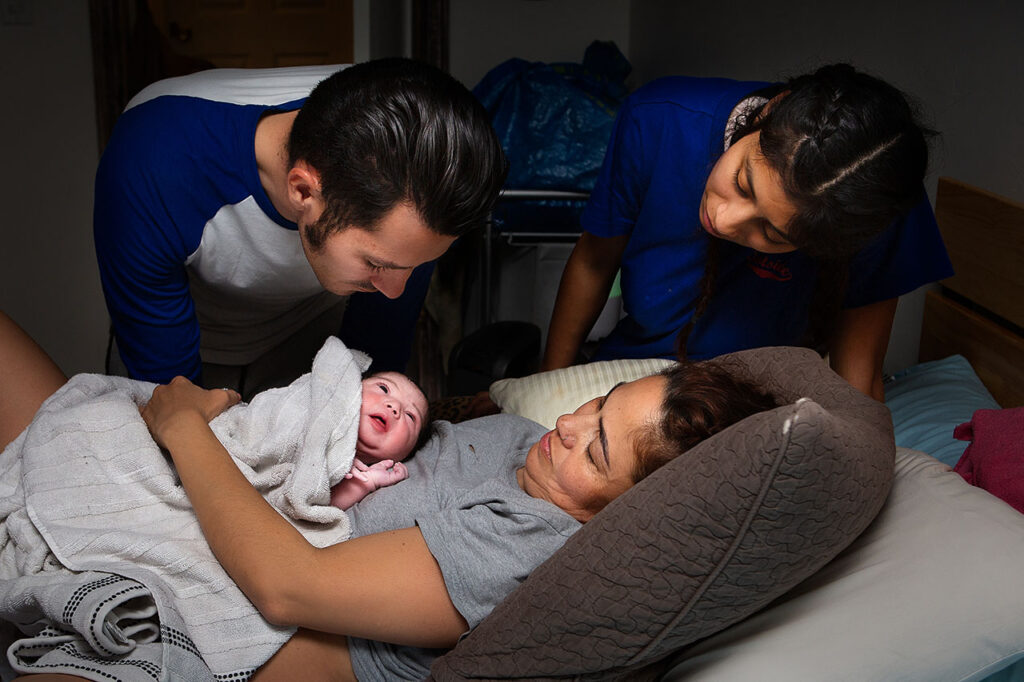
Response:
[[431, 177, 1024, 680], [4, 179, 1022, 681]]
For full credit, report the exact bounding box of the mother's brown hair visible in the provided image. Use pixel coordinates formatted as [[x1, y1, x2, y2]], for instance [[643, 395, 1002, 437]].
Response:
[[632, 361, 779, 481]]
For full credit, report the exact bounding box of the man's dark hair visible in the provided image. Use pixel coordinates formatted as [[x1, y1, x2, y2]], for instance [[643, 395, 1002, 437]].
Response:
[[289, 58, 509, 248]]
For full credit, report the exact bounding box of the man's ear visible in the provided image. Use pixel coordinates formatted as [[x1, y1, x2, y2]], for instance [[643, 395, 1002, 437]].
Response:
[[286, 160, 324, 216]]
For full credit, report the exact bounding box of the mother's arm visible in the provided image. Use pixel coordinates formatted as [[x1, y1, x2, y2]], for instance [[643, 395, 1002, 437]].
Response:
[[142, 378, 468, 648], [0, 312, 68, 451], [828, 298, 899, 402]]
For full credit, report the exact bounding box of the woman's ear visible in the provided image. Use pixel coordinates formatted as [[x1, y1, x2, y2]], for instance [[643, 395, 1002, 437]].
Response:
[[757, 90, 790, 120]]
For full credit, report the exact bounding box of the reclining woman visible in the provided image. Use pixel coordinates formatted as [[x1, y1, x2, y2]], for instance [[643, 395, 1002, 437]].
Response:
[[0, 312, 777, 681]]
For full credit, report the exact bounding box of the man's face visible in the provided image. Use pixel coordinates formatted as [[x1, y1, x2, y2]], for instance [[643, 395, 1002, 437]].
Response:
[[300, 202, 455, 299]]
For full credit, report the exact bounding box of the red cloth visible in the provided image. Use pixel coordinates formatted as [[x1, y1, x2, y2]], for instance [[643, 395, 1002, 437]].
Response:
[[953, 406, 1024, 514]]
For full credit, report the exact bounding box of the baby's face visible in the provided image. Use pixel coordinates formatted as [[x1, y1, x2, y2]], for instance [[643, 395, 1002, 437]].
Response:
[[356, 372, 428, 463]]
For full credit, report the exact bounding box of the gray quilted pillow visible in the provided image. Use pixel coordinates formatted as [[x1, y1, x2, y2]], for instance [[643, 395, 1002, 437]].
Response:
[[430, 346, 895, 681]]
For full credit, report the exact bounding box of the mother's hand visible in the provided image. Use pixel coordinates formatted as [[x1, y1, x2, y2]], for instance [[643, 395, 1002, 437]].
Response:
[[141, 377, 240, 449]]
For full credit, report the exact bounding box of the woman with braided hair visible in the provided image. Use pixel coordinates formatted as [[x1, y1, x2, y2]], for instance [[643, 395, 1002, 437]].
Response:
[[542, 63, 952, 401]]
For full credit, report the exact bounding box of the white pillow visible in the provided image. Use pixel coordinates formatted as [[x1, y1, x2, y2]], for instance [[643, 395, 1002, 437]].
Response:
[[662, 448, 1024, 682], [488, 358, 675, 429]]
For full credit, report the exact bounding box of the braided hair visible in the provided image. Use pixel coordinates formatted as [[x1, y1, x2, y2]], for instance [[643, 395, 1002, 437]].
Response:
[[747, 63, 932, 259], [678, 63, 933, 356]]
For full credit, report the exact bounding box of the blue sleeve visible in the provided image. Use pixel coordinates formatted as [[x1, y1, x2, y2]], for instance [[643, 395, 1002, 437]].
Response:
[[580, 97, 653, 238], [93, 104, 203, 384], [843, 190, 954, 308], [581, 77, 770, 241]]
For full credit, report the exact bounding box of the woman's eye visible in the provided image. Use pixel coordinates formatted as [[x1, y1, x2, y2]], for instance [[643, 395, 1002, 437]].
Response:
[[762, 224, 782, 244], [761, 222, 791, 246], [733, 168, 749, 198]]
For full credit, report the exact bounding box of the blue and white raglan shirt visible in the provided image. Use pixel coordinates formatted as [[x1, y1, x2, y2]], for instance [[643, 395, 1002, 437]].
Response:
[[95, 64, 413, 384], [582, 75, 954, 362]]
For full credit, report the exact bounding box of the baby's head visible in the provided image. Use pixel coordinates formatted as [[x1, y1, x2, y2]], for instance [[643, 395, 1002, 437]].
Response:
[[356, 371, 430, 463]]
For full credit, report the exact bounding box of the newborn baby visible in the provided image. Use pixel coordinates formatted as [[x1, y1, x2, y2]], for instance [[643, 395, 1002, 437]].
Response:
[[329, 371, 430, 509]]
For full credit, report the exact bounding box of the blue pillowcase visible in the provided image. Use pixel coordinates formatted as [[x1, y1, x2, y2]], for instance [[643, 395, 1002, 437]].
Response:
[[885, 355, 1001, 467]]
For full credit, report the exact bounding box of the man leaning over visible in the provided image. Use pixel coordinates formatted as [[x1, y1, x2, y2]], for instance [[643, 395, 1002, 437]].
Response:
[[94, 58, 506, 396]]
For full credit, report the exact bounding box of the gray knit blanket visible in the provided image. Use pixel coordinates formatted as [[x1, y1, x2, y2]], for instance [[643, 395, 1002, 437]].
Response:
[[0, 338, 367, 681]]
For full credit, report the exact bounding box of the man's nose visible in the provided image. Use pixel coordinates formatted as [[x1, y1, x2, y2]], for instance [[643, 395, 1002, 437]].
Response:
[[371, 269, 413, 299]]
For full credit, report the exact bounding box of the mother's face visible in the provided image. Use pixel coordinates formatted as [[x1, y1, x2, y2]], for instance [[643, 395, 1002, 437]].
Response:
[[516, 374, 667, 522]]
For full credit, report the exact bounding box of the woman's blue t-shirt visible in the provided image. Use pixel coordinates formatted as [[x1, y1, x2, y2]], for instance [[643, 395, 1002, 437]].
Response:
[[582, 75, 953, 361]]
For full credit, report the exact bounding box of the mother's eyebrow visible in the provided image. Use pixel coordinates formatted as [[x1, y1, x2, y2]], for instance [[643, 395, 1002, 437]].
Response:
[[598, 417, 610, 469], [598, 382, 624, 469]]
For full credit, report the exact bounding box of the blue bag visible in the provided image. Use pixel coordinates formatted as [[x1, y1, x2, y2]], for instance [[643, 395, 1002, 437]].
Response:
[[473, 40, 631, 193]]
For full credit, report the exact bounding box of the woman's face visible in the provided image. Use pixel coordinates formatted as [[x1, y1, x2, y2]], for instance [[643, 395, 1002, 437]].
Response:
[[517, 374, 666, 522], [700, 131, 800, 254]]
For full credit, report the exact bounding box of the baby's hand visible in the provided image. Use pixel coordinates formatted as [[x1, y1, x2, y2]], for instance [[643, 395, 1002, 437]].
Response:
[[360, 459, 409, 488], [330, 459, 408, 510]]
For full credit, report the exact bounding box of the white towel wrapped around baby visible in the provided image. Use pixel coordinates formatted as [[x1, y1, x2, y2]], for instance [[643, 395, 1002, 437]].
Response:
[[0, 337, 367, 681]]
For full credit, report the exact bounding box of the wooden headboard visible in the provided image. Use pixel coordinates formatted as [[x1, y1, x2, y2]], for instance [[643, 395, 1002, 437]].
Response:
[[919, 177, 1024, 407]]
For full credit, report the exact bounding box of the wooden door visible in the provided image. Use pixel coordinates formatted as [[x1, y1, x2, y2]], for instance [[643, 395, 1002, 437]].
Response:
[[148, 0, 353, 68]]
